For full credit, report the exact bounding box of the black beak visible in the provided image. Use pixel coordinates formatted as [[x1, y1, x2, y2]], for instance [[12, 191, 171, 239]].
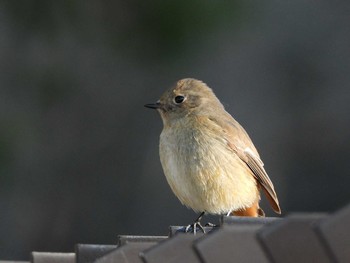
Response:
[[144, 102, 161, 109]]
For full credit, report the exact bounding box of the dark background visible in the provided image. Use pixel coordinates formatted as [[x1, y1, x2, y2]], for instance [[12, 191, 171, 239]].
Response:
[[1, 0, 350, 260]]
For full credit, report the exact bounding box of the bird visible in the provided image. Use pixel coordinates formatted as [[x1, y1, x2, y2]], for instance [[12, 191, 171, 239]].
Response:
[[145, 78, 281, 232]]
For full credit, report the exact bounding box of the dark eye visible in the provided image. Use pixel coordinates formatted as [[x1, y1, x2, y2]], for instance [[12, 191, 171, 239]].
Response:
[[174, 95, 185, 104]]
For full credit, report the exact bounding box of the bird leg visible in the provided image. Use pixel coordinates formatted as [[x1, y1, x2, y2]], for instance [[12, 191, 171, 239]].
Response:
[[185, 212, 205, 234]]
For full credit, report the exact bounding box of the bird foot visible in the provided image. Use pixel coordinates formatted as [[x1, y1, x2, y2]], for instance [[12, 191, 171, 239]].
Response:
[[205, 222, 217, 227], [184, 212, 206, 234], [185, 221, 206, 234]]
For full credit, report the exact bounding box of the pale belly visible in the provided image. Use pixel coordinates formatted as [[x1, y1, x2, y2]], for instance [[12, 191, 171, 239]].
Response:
[[159, 128, 258, 214]]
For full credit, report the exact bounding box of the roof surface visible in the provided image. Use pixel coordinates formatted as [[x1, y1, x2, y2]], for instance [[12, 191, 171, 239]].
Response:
[[3, 203, 350, 263]]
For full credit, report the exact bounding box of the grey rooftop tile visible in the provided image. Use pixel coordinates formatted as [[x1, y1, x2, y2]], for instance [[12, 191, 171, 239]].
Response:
[[94, 242, 155, 263], [75, 244, 117, 263], [117, 235, 167, 246], [194, 224, 269, 263], [221, 215, 281, 226], [258, 213, 332, 263], [140, 233, 203, 263], [31, 252, 75, 263], [95, 237, 164, 263], [317, 204, 350, 263]]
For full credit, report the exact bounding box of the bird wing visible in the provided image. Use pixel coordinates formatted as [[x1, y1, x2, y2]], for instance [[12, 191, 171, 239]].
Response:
[[208, 114, 281, 214], [240, 147, 281, 214]]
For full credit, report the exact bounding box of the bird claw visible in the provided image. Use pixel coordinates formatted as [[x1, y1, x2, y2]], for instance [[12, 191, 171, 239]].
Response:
[[205, 222, 217, 227], [185, 221, 206, 234]]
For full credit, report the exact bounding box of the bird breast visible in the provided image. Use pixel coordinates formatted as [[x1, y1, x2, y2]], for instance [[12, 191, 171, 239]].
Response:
[[159, 117, 258, 214]]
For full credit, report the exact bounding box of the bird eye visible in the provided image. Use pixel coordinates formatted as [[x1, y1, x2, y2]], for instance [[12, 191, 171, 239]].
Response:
[[174, 95, 185, 104]]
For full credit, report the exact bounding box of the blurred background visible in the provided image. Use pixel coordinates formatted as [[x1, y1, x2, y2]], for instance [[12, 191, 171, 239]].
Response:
[[1, 0, 350, 260]]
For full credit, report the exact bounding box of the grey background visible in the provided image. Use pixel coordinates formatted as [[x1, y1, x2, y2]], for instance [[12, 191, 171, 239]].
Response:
[[1, 0, 350, 260]]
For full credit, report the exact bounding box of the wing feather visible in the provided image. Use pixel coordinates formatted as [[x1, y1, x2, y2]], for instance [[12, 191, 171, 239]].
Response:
[[243, 148, 281, 214], [207, 114, 281, 214]]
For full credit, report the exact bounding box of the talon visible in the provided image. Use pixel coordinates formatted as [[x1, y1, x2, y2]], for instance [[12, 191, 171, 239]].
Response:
[[205, 222, 217, 227], [185, 212, 206, 234], [185, 221, 205, 234]]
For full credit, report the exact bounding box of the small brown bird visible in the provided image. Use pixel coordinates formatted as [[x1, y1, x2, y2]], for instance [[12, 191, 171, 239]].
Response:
[[145, 78, 281, 230]]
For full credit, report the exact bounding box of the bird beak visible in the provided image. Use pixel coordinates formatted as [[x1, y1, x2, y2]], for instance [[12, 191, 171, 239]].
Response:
[[144, 101, 161, 109]]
